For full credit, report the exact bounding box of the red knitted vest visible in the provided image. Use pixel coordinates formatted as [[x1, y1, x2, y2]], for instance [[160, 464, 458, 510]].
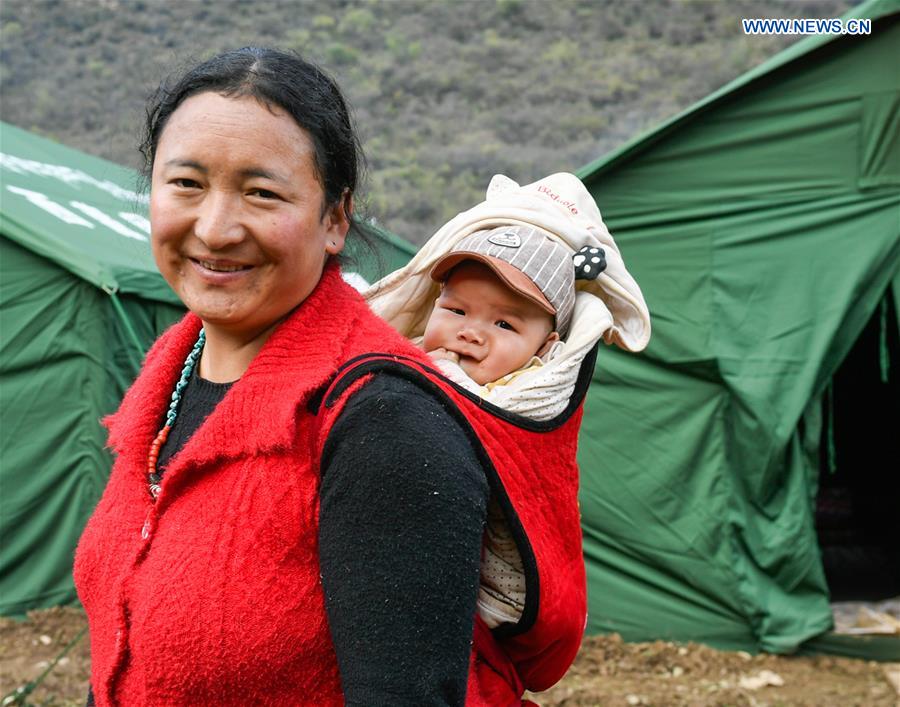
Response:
[[74, 264, 587, 706]]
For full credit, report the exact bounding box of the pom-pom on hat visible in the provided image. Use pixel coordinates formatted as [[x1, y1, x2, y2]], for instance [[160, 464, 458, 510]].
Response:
[[430, 225, 575, 337]]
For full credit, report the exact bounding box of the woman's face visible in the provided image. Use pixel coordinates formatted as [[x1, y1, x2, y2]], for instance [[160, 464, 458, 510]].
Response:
[[150, 92, 348, 343]]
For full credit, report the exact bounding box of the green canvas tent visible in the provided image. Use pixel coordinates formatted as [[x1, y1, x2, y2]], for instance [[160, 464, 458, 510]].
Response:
[[0, 122, 415, 616], [575, 0, 899, 657]]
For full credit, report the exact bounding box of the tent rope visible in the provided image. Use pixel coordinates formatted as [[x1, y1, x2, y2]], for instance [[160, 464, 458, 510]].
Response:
[[108, 290, 146, 373], [826, 380, 837, 474]]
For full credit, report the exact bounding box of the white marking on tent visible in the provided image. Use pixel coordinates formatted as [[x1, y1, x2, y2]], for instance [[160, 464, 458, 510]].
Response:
[[5, 185, 95, 227], [70, 202, 147, 241], [0, 152, 147, 204], [118, 212, 151, 234]]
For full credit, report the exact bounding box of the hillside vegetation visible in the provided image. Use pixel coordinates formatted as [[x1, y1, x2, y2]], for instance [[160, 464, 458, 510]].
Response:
[[1, 0, 853, 244]]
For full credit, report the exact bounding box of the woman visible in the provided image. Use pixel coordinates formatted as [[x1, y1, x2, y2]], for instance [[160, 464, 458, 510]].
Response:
[[74, 47, 489, 706], [75, 47, 590, 707]]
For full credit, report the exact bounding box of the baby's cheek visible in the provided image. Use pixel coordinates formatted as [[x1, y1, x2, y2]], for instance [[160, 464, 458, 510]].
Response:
[[422, 317, 443, 350]]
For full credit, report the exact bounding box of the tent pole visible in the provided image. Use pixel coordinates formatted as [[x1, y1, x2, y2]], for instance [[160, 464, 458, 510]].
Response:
[[107, 290, 145, 372], [879, 296, 889, 383]]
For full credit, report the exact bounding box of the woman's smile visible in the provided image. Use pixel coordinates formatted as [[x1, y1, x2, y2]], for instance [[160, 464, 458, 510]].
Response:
[[187, 256, 255, 284], [191, 258, 252, 274]]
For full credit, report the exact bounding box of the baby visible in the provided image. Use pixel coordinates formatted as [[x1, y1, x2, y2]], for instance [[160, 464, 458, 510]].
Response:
[[423, 225, 575, 398], [364, 172, 650, 631]]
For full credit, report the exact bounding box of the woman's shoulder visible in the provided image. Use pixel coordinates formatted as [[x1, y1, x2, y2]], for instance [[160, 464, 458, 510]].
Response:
[[345, 296, 426, 359], [309, 267, 428, 362], [329, 372, 455, 439], [322, 371, 486, 479]]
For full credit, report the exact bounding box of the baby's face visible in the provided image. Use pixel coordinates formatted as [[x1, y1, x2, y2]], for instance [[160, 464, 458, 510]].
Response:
[[423, 261, 557, 385]]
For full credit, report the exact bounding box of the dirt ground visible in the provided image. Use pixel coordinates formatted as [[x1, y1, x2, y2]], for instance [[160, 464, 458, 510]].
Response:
[[1, 606, 897, 707]]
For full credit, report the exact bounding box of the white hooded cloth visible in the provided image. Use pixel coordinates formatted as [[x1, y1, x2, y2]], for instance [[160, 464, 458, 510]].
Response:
[[363, 173, 651, 420]]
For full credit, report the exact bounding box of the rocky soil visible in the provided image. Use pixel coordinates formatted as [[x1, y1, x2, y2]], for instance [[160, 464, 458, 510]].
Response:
[[1, 606, 898, 707]]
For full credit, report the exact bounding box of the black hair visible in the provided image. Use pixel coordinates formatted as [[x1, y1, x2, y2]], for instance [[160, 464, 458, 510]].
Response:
[[141, 47, 375, 262]]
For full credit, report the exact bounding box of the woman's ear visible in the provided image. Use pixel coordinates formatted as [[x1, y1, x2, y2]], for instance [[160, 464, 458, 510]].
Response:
[[537, 331, 560, 357], [324, 191, 352, 256]]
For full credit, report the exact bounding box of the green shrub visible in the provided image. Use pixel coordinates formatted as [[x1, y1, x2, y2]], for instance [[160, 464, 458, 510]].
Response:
[[326, 43, 359, 65], [341, 7, 376, 33], [312, 14, 335, 29]]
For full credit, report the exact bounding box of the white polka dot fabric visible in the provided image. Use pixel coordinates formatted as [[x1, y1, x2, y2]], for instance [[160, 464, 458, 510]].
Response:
[[477, 496, 526, 628]]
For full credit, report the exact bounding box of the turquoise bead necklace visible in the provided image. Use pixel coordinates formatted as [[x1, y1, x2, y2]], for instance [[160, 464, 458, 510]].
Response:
[[146, 329, 206, 499]]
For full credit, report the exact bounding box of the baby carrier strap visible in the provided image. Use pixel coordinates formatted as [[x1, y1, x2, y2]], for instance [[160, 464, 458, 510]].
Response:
[[316, 345, 598, 430]]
